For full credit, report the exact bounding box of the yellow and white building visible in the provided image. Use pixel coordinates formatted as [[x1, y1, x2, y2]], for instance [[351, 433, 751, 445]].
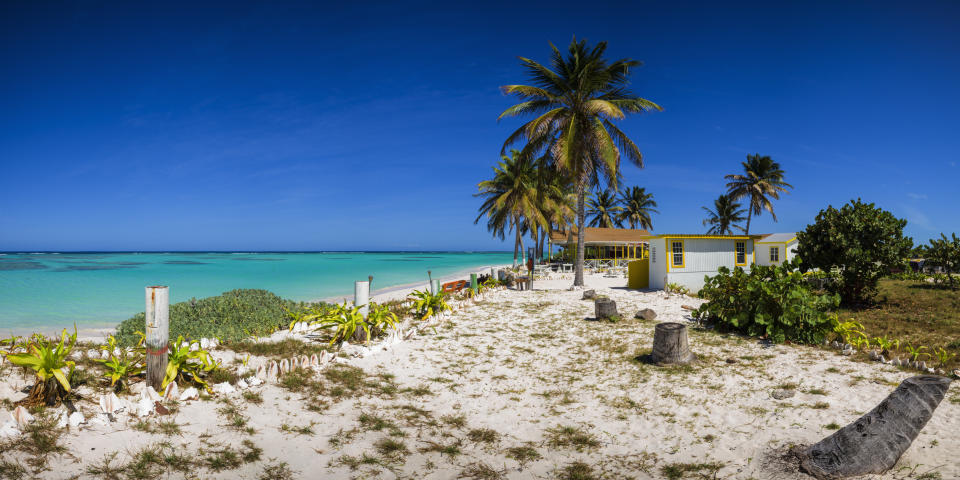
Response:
[[754, 233, 798, 266]]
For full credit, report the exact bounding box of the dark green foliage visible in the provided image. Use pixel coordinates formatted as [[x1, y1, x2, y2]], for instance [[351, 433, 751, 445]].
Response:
[[694, 260, 839, 344], [116, 289, 307, 345], [796, 199, 913, 306], [924, 233, 960, 289]]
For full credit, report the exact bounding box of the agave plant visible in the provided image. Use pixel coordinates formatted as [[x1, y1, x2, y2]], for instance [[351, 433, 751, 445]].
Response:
[[904, 344, 929, 363], [6, 327, 78, 405], [163, 336, 217, 392], [97, 333, 145, 392], [408, 289, 450, 320], [312, 303, 371, 345], [872, 335, 900, 355], [366, 303, 399, 333], [832, 318, 866, 345], [933, 347, 956, 367]]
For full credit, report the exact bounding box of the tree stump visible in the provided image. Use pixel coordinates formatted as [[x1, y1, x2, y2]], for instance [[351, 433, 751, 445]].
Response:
[[594, 298, 618, 320], [799, 375, 952, 479], [650, 322, 695, 364]]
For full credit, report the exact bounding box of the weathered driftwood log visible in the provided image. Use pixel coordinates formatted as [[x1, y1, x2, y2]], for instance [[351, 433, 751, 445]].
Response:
[[799, 375, 952, 479], [650, 322, 695, 364], [594, 298, 618, 320]]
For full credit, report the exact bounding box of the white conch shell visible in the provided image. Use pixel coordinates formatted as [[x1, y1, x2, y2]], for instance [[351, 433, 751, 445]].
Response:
[[279, 359, 289, 374], [200, 338, 211, 349], [212, 382, 235, 395], [12, 406, 33, 427], [136, 397, 154, 417], [0, 421, 19, 438], [299, 355, 309, 368], [68, 411, 85, 428], [247, 376, 263, 386], [86, 349, 99, 358], [142, 386, 162, 403], [163, 382, 179, 401], [100, 349, 110, 359], [57, 410, 69, 429], [179, 387, 199, 401], [255, 364, 266, 379], [267, 361, 279, 381], [236, 378, 249, 390], [318, 350, 330, 365], [100, 393, 121, 415], [310, 354, 319, 367], [290, 357, 299, 369]]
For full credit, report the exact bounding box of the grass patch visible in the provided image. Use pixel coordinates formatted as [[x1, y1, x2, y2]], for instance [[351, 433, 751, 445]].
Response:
[[559, 462, 597, 480], [257, 462, 296, 480], [229, 338, 332, 358], [661, 461, 724, 479], [825, 422, 841, 430], [460, 462, 504, 479], [840, 279, 960, 370], [467, 428, 501, 444], [504, 444, 541, 466], [545, 425, 600, 451], [373, 437, 408, 458], [242, 390, 263, 404]]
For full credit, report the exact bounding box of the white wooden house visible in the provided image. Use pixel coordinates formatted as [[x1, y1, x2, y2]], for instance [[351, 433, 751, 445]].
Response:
[[754, 233, 798, 266], [648, 235, 760, 292]]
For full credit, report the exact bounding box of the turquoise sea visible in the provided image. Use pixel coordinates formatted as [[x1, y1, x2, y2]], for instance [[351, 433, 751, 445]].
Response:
[[0, 252, 512, 334]]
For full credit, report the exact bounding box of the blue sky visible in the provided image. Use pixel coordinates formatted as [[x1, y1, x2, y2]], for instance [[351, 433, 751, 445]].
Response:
[[1, 1, 957, 251]]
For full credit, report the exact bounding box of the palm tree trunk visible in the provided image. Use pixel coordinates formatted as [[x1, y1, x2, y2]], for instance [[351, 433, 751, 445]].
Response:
[[513, 224, 520, 267], [574, 183, 587, 287], [745, 207, 753, 235]]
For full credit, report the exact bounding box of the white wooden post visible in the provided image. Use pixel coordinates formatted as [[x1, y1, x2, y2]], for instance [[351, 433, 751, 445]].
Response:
[[354, 281, 369, 317], [145, 285, 169, 391]]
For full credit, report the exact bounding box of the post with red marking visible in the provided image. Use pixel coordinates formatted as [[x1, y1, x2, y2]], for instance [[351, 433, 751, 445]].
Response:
[[145, 285, 169, 391]]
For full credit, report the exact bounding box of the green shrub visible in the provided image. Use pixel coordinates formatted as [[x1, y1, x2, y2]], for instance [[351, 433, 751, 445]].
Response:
[[116, 289, 306, 345], [693, 259, 839, 344], [924, 233, 960, 289], [796, 199, 912, 306]]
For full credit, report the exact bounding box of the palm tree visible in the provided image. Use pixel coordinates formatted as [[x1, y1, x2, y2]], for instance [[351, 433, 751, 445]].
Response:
[[701, 194, 747, 235], [499, 37, 662, 286], [475, 150, 548, 266], [724, 154, 792, 234], [617, 186, 658, 230], [586, 189, 622, 228]]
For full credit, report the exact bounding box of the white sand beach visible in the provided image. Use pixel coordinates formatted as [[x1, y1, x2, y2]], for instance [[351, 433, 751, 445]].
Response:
[[1, 274, 958, 479]]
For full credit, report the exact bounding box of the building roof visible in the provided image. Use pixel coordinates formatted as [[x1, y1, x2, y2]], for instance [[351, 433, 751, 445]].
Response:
[[549, 227, 651, 245], [652, 234, 762, 239], [756, 233, 798, 243]]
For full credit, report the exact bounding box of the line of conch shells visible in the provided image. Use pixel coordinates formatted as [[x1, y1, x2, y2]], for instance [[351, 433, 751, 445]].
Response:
[[257, 350, 337, 382]]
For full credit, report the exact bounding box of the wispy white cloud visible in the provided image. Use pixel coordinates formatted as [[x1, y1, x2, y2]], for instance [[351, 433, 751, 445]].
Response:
[[907, 193, 928, 200], [901, 205, 934, 231]]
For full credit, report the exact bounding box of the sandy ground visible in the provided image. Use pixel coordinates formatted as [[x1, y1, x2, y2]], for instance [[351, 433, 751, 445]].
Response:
[[1, 274, 958, 480]]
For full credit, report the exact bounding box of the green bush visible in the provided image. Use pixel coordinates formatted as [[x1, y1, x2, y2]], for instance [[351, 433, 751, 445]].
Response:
[[924, 233, 960, 289], [796, 199, 912, 306], [693, 259, 839, 344], [116, 289, 307, 345]]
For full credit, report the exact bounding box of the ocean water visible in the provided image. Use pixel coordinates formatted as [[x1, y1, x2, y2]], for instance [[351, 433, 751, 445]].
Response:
[[0, 252, 512, 334]]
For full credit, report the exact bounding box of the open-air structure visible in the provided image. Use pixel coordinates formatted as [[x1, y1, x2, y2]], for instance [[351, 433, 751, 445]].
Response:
[[549, 227, 651, 269]]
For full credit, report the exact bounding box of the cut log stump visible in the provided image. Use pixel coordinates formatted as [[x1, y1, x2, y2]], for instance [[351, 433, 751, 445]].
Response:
[[799, 375, 952, 479], [594, 298, 618, 320], [650, 322, 695, 365]]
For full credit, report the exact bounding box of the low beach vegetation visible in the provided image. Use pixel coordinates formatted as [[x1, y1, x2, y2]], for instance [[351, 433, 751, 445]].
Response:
[[162, 336, 217, 391], [919, 233, 960, 290], [694, 259, 839, 344], [97, 333, 145, 392], [116, 289, 306, 345]]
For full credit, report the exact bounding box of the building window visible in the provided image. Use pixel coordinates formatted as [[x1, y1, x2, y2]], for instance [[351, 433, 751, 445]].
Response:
[[735, 241, 746, 265], [770, 246, 780, 263], [671, 240, 684, 268]]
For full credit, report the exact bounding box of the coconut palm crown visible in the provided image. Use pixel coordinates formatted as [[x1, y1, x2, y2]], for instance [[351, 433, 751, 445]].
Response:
[[702, 194, 747, 235], [499, 37, 662, 286], [586, 189, 622, 228], [617, 186, 657, 230], [724, 154, 792, 234]]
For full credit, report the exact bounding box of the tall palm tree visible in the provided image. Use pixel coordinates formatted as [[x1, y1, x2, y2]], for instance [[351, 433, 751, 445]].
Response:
[[617, 186, 658, 230], [475, 150, 549, 266], [499, 37, 662, 286], [701, 194, 747, 235], [724, 154, 792, 234], [586, 189, 622, 228]]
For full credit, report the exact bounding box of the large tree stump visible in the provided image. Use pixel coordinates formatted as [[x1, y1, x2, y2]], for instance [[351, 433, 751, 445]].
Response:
[[799, 375, 952, 479], [650, 322, 695, 364], [594, 298, 618, 320]]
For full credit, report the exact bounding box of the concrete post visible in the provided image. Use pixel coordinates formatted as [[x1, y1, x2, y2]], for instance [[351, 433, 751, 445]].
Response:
[[470, 273, 478, 294], [354, 280, 369, 317]]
